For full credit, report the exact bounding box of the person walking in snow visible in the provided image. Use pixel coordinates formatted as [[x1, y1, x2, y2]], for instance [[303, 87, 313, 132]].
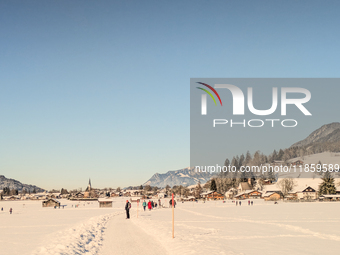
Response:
[[148, 200, 152, 211], [248, 200, 250, 206], [142, 200, 147, 211], [125, 200, 131, 219], [251, 201, 253, 206], [9, 208, 12, 214], [239, 201, 242, 206], [236, 201, 238, 206]]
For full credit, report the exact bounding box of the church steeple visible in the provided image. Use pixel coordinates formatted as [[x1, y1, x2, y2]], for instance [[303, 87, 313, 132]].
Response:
[[86, 178, 92, 192], [88, 178, 91, 190]]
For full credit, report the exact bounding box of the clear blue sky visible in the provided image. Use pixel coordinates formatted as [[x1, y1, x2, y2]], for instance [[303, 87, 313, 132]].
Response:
[[1, 0, 339, 190]]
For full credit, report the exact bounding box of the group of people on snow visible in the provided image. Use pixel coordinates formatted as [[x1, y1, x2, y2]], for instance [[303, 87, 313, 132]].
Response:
[[234, 200, 254, 206], [1, 207, 12, 214], [125, 198, 176, 219]]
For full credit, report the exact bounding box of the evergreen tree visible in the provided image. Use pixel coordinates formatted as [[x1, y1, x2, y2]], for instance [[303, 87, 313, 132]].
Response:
[[231, 157, 239, 169], [319, 171, 336, 195], [271, 150, 278, 162], [245, 151, 252, 166], [277, 149, 284, 160], [239, 154, 245, 167], [210, 179, 217, 191], [224, 158, 230, 167]]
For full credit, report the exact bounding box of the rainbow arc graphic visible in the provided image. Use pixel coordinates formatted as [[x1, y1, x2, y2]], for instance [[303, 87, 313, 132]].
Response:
[[196, 82, 222, 106]]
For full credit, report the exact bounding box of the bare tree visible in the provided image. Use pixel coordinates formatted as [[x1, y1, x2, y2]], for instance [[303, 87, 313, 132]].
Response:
[[277, 178, 296, 199]]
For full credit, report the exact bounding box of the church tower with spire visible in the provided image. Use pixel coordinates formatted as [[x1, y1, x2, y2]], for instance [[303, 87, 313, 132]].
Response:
[[86, 178, 92, 192]]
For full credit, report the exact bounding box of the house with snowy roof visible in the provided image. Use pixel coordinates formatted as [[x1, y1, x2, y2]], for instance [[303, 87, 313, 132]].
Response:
[[319, 194, 340, 201], [296, 186, 318, 200], [225, 188, 237, 199], [237, 182, 252, 193], [42, 198, 60, 208], [201, 191, 224, 200], [234, 190, 263, 200]]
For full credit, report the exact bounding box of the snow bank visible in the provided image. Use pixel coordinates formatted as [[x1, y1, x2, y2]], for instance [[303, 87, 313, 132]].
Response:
[[31, 212, 121, 255]]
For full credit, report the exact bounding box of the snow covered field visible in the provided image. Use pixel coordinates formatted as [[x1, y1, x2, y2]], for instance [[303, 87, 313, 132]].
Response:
[[0, 199, 122, 255], [2, 198, 340, 255], [132, 199, 340, 255]]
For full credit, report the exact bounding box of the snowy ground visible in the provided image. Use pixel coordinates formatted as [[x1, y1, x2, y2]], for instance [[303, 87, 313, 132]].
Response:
[[2, 198, 340, 255], [0, 199, 122, 255], [127, 199, 340, 255]]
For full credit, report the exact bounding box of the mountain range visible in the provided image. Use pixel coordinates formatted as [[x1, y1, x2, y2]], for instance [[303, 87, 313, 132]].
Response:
[[143, 167, 216, 188], [144, 122, 340, 188], [0, 175, 45, 193], [291, 122, 340, 147]]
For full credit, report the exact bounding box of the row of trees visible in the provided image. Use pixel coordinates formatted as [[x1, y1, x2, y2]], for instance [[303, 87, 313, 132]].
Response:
[[1, 187, 37, 196]]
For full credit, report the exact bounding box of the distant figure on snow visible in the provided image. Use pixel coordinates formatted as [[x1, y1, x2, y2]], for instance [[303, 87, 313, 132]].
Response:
[[251, 201, 253, 206], [9, 208, 12, 214], [236, 201, 238, 206], [125, 200, 131, 219], [142, 200, 147, 211], [169, 199, 176, 208], [148, 200, 152, 211], [239, 201, 242, 206], [248, 200, 250, 206]]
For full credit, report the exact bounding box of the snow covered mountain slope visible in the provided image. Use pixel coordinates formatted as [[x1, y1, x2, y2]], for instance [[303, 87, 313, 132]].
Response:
[[0, 175, 45, 192], [291, 122, 340, 147], [143, 167, 215, 188]]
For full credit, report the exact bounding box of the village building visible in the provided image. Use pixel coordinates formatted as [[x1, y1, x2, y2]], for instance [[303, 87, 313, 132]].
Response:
[[234, 192, 248, 200], [319, 194, 340, 201], [98, 198, 113, 208], [262, 192, 281, 201], [271, 160, 285, 166], [290, 160, 304, 167], [296, 186, 318, 200], [225, 188, 237, 199], [237, 181, 252, 193], [42, 198, 60, 208], [234, 190, 263, 200], [183, 196, 196, 201], [248, 190, 262, 199], [201, 191, 224, 200], [285, 192, 298, 200]]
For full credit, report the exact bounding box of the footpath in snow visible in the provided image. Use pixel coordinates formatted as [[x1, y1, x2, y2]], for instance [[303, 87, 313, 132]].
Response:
[[100, 211, 167, 255]]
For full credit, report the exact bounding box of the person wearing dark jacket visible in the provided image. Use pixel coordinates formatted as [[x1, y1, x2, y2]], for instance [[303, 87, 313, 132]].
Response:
[[125, 200, 131, 219]]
